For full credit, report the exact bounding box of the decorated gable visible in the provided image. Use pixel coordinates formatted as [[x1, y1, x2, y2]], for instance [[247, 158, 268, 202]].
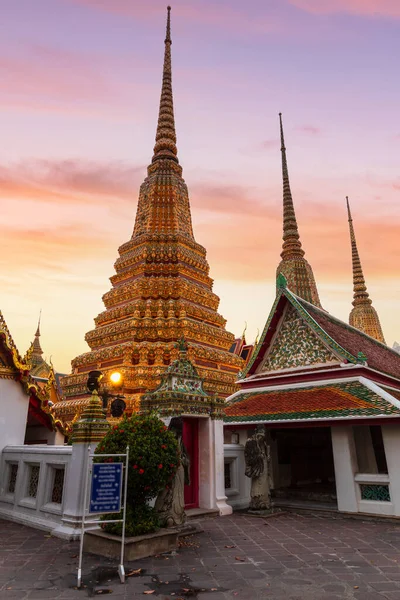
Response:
[[257, 305, 339, 373]]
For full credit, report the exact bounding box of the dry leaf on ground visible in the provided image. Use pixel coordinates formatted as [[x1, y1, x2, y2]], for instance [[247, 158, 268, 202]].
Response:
[[127, 568, 143, 577]]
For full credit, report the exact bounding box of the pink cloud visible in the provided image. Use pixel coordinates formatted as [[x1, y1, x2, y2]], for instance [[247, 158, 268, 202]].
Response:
[[261, 139, 280, 150], [66, 0, 286, 35], [0, 223, 116, 274], [295, 125, 321, 135], [289, 0, 400, 18], [1, 158, 398, 284], [0, 43, 154, 117], [0, 159, 144, 205]]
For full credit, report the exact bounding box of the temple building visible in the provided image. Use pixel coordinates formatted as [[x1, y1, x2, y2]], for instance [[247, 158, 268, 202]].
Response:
[[223, 116, 400, 519], [346, 197, 386, 343], [56, 7, 243, 423], [0, 312, 66, 447], [229, 325, 257, 367]]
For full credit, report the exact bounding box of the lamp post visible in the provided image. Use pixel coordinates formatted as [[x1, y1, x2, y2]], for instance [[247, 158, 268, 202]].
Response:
[[86, 370, 127, 418]]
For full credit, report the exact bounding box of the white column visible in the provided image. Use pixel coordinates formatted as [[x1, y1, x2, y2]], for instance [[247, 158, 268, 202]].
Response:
[[198, 418, 214, 510], [53, 441, 98, 539], [213, 419, 232, 516], [382, 424, 400, 516], [331, 426, 358, 513]]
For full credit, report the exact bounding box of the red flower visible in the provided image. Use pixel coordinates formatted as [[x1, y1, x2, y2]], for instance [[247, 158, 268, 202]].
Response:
[[161, 444, 167, 449], [139, 469, 144, 474], [158, 464, 163, 469], [133, 465, 138, 469], [170, 464, 175, 468]]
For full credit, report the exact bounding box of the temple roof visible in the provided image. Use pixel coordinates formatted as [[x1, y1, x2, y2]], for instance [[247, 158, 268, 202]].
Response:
[[225, 381, 400, 424], [297, 297, 400, 380], [0, 311, 67, 435], [244, 278, 400, 381]]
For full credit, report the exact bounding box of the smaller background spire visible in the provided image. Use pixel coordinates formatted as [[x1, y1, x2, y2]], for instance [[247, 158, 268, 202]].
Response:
[[346, 197, 386, 344], [32, 310, 43, 359]]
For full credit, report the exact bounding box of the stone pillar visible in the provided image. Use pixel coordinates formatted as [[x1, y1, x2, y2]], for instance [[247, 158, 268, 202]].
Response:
[[382, 424, 400, 516], [53, 390, 109, 540], [331, 426, 358, 513], [198, 418, 214, 510], [213, 419, 233, 516]]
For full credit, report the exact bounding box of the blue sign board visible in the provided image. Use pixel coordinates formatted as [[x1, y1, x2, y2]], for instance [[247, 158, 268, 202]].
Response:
[[89, 463, 123, 514]]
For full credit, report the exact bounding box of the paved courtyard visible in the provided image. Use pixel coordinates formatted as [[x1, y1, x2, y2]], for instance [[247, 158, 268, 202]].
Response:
[[2, 513, 400, 599]]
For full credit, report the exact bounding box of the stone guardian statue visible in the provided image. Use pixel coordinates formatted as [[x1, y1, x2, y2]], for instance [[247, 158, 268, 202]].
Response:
[[244, 424, 271, 511], [155, 417, 190, 527]]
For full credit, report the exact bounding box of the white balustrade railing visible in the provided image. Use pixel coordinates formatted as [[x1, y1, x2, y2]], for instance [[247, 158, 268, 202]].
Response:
[[0, 445, 72, 533]]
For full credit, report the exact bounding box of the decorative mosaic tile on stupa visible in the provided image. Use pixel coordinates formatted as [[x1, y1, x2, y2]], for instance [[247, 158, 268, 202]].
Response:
[[259, 305, 338, 372]]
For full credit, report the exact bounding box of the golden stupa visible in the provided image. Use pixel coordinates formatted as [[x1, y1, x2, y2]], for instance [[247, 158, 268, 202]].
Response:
[[56, 7, 243, 422]]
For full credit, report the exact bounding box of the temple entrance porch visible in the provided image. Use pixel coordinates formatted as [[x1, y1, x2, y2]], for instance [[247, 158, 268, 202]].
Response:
[[269, 426, 337, 509]]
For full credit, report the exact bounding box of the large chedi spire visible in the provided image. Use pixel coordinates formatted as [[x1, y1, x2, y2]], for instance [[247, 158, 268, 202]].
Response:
[[276, 114, 321, 307], [152, 6, 178, 165], [346, 197, 385, 343], [58, 7, 243, 423]]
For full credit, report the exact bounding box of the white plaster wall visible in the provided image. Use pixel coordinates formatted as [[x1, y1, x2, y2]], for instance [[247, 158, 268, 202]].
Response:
[[0, 380, 29, 454], [382, 424, 400, 516], [224, 444, 251, 510], [25, 427, 65, 445]]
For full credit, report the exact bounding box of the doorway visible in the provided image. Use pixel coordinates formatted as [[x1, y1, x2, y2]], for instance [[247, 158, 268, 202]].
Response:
[[272, 426, 336, 505], [183, 418, 199, 509]]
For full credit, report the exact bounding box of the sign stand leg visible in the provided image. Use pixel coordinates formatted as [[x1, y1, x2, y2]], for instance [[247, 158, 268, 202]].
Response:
[[77, 446, 91, 589], [118, 445, 129, 584]]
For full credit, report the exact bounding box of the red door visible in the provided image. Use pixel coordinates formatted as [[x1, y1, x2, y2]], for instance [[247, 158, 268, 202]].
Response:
[[183, 418, 199, 509]]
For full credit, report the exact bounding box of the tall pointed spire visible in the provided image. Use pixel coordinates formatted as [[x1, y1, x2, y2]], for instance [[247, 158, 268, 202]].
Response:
[[346, 197, 386, 343], [152, 6, 178, 165], [279, 113, 304, 261], [276, 114, 321, 307]]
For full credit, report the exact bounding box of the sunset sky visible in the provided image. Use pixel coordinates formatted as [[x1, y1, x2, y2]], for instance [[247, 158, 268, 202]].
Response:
[[1, 0, 399, 373]]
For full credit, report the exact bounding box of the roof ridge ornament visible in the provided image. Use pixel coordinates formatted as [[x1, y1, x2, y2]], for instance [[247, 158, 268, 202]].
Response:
[[277, 272, 287, 289]]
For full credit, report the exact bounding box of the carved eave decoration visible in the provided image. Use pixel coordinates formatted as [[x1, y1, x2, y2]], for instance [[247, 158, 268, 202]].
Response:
[[0, 312, 69, 436]]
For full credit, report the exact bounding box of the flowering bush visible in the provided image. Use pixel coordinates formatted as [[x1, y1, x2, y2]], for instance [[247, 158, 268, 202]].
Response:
[[94, 413, 179, 536]]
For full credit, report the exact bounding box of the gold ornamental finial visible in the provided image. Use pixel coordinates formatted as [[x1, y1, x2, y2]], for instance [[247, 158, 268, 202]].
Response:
[[279, 113, 304, 261], [32, 310, 43, 357], [346, 197, 386, 343], [152, 6, 179, 164]]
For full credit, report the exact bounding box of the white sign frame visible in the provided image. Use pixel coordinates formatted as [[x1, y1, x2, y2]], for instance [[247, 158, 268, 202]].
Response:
[[77, 445, 129, 588]]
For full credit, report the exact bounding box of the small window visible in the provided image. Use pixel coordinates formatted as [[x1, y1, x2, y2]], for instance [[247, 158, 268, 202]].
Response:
[[51, 468, 65, 504], [224, 462, 232, 490], [27, 465, 40, 498], [8, 464, 18, 494]]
